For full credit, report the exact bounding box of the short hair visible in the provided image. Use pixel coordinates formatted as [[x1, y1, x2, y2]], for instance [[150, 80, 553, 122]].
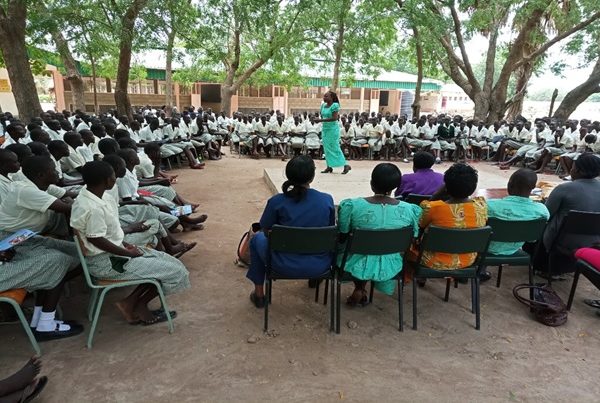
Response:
[[63, 131, 81, 145], [29, 128, 49, 143], [117, 137, 137, 150], [47, 140, 67, 154], [117, 148, 136, 162], [0, 148, 16, 164], [444, 163, 478, 199], [102, 154, 126, 172], [81, 161, 115, 186], [413, 151, 435, 170], [22, 156, 54, 180], [6, 143, 33, 162], [28, 142, 50, 157], [6, 124, 23, 136], [98, 137, 120, 155], [575, 153, 600, 179], [508, 168, 537, 193], [142, 142, 160, 154], [371, 163, 401, 194], [114, 129, 130, 141]]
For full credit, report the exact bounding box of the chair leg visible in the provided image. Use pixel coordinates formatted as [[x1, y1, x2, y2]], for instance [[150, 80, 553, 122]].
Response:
[[412, 278, 418, 330], [155, 284, 174, 334], [10, 301, 41, 355], [398, 278, 403, 332], [369, 281, 375, 303], [314, 280, 320, 303], [444, 278, 451, 302], [87, 288, 99, 322], [336, 279, 341, 334], [567, 266, 581, 311], [471, 278, 475, 314], [329, 277, 335, 332], [475, 277, 481, 330], [87, 289, 109, 349], [323, 279, 329, 305], [264, 280, 270, 332], [496, 265, 503, 288]]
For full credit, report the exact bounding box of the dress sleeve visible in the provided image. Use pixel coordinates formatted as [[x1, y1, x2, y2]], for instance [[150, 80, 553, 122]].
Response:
[[337, 199, 353, 234], [259, 197, 277, 230], [419, 200, 433, 228], [410, 204, 423, 237], [330, 102, 340, 113]]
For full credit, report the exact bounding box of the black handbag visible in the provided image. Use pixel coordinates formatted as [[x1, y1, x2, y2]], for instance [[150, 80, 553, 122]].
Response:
[[513, 284, 568, 327]]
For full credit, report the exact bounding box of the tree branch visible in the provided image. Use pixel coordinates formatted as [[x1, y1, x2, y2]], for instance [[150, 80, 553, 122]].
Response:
[[449, 1, 479, 92]]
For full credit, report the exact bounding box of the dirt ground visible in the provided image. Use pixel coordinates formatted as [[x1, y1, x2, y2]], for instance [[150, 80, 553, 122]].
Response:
[[1, 152, 600, 402]]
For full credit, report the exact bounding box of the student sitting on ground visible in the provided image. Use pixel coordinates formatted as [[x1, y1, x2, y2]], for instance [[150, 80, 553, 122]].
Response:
[[247, 156, 335, 308], [46, 140, 84, 187], [60, 131, 87, 176], [394, 151, 444, 199], [71, 161, 191, 325], [0, 156, 83, 340], [482, 168, 550, 281], [338, 163, 422, 306]]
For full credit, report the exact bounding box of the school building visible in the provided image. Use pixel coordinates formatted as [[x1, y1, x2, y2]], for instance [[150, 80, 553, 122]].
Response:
[[1, 64, 454, 118]]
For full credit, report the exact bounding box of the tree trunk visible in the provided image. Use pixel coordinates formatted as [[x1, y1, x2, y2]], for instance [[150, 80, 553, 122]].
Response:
[[220, 84, 234, 117], [114, 0, 147, 120], [411, 26, 423, 119], [331, 22, 345, 92], [553, 57, 600, 122], [51, 30, 85, 112], [164, 27, 176, 117], [89, 53, 99, 114], [548, 89, 558, 116], [0, 2, 43, 122]]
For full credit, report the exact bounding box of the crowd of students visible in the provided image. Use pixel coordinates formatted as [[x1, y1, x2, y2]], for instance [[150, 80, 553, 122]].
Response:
[[0, 107, 219, 341], [218, 109, 600, 179]]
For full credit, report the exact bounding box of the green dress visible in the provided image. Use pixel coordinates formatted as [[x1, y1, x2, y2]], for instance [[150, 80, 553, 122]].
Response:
[[337, 198, 422, 295], [320, 102, 347, 168]]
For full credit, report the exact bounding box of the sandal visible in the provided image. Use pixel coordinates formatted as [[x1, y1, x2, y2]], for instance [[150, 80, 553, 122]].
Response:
[[21, 376, 48, 403], [346, 290, 370, 307], [250, 291, 265, 308], [583, 299, 600, 309], [173, 242, 197, 258], [140, 310, 175, 326], [182, 224, 204, 232]]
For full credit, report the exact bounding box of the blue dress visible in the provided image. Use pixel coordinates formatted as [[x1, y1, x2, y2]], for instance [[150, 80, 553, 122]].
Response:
[[247, 189, 336, 284]]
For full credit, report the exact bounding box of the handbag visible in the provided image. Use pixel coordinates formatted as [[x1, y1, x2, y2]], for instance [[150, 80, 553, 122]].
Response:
[[513, 284, 568, 327], [235, 223, 261, 267]]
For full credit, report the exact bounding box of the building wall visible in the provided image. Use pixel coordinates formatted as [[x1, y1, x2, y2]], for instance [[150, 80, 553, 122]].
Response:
[[0, 68, 18, 114], [419, 91, 440, 114], [63, 91, 191, 113]]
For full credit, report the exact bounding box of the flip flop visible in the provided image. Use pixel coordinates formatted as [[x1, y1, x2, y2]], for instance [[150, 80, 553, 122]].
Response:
[[183, 224, 204, 232], [140, 310, 176, 326], [583, 299, 600, 309], [173, 242, 197, 258], [21, 376, 48, 403]]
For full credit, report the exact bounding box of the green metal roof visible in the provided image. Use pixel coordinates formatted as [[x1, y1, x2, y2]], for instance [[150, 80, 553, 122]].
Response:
[[146, 68, 166, 80], [306, 77, 441, 91]]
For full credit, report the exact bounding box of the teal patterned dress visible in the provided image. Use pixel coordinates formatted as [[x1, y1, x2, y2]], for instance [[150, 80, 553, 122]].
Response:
[[320, 102, 347, 168], [337, 198, 422, 295]]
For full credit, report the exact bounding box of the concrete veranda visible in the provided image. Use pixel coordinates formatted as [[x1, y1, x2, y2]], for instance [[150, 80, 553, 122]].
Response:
[[1, 151, 598, 402]]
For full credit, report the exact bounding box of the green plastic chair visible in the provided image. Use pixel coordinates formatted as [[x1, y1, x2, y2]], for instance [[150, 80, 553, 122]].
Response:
[[413, 225, 492, 331], [0, 290, 41, 355], [336, 227, 414, 333], [484, 218, 547, 287], [73, 234, 174, 349], [265, 225, 338, 332]]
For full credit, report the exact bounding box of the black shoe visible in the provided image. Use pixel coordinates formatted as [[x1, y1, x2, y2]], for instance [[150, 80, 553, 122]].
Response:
[[34, 321, 84, 342], [342, 165, 352, 175], [321, 167, 333, 174], [417, 279, 426, 288], [479, 271, 492, 282], [250, 291, 265, 308]]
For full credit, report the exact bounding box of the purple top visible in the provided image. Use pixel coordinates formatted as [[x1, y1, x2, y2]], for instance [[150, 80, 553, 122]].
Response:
[[394, 169, 444, 198]]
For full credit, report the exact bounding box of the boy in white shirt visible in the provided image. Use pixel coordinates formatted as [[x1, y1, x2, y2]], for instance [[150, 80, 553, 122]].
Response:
[[61, 132, 87, 175], [78, 130, 96, 162], [534, 127, 576, 173]]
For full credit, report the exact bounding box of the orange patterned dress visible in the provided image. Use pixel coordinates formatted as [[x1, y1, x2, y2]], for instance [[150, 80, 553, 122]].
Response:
[[409, 197, 488, 270]]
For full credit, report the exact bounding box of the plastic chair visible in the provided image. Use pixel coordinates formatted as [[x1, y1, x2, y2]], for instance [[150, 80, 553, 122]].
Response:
[[73, 233, 174, 349], [0, 289, 41, 355], [566, 258, 600, 310], [265, 225, 338, 332], [336, 227, 414, 333], [412, 226, 492, 330], [404, 194, 432, 206], [484, 218, 547, 287]]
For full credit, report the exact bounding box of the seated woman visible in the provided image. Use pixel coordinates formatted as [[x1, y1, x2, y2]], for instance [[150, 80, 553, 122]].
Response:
[[407, 163, 488, 275], [338, 163, 422, 306], [247, 156, 335, 308], [71, 161, 191, 325], [533, 153, 600, 279]]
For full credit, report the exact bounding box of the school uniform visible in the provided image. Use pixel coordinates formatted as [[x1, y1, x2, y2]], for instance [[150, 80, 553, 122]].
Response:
[[77, 144, 95, 162], [70, 187, 190, 295], [45, 128, 64, 141], [254, 121, 272, 147], [545, 133, 575, 156], [365, 123, 384, 152], [61, 145, 86, 175], [9, 170, 66, 199], [0, 177, 68, 236], [0, 136, 19, 149], [75, 122, 90, 133], [268, 121, 289, 145], [117, 168, 176, 209], [525, 129, 554, 160], [351, 125, 368, 147], [288, 122, 306, 149], [469, 126, 489, 148], [304, 121, 321, 150]]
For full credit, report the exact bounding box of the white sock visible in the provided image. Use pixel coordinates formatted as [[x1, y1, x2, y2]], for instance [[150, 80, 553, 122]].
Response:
[[30, 306, 42, 328], [36, 311, 71, 332]]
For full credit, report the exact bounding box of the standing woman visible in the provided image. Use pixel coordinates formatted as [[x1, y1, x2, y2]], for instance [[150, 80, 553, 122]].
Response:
[[315, 91, 351, 174]]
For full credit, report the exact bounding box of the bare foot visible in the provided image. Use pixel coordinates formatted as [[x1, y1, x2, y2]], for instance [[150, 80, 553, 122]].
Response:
[[172, 242, 197, 258], [188, 214, 208, 224], [0, 356, 42, 395], [115, 301, 139, 324], [182, 223, 204, 232]]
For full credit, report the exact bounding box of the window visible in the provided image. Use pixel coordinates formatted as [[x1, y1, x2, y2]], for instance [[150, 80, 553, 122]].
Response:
[[158, 82, 176, 95], [84, 77, 108, 93], [340, 88, 351, 100], [259, 86, 273, 97], [308, 87, 319, 99]]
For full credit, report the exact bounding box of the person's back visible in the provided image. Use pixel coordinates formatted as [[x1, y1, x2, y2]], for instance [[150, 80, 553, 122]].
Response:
[[395, 151, 444, 197], [487, 169, 550, 255]]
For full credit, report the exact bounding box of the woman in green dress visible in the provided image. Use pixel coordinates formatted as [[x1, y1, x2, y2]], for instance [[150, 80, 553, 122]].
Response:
[[315, 91, 351, 174], [338, 163, 422, 305]]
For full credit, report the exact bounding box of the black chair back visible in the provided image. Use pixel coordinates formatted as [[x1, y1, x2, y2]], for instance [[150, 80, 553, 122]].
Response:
[[268, 225, 338, 254], [487, 218, 547, 243], [339, 227, 414, 269], [404, 194, 432, 205], [560, 211, 600, 236]]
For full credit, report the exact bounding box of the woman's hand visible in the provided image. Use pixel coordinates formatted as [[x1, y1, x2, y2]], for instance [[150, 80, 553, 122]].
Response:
[[123, 222, 149, 234], [123, 242, 143, 258]]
